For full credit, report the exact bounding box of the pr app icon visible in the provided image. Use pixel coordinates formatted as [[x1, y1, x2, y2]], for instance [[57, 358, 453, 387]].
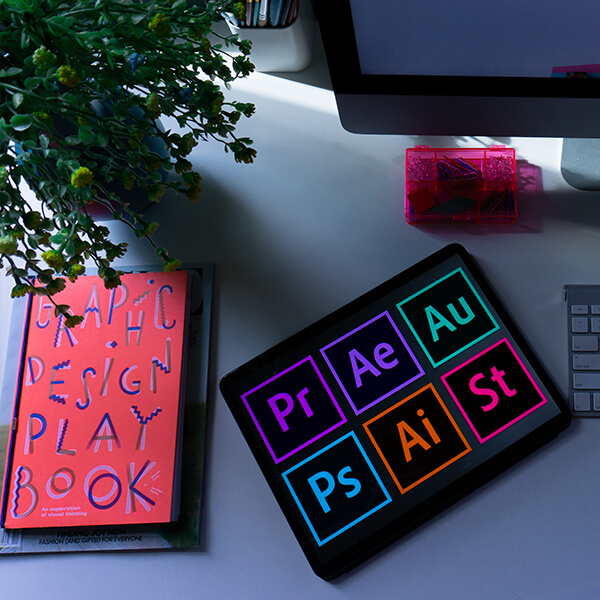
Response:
[[241, 356, 347, 463], [441, 338, 548, 443]]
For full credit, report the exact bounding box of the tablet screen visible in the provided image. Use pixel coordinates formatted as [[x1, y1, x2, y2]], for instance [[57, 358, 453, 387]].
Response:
[[219, 244, 571, 579]]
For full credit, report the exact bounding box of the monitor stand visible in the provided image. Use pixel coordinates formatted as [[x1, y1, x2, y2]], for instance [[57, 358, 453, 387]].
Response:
[[561, 138, 600, 190]]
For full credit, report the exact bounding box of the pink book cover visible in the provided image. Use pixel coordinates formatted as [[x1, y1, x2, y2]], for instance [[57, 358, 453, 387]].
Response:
[[2, 270, 190, 529]]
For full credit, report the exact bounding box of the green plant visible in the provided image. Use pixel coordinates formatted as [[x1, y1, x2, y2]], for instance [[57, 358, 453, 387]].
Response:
[[0, 0, 254, 325]]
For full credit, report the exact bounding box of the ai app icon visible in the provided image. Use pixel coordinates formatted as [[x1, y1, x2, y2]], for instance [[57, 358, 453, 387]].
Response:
[[397, 268, 499, 367], [364, 384, 471, 494], [441, 338, 548, 443]]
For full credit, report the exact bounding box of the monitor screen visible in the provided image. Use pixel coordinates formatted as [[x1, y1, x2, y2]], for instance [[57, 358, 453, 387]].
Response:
[[314, 0, 600, 137]]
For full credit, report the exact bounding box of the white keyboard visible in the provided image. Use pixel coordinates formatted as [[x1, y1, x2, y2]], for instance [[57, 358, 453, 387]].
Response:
[[565, 285, 600, 415]]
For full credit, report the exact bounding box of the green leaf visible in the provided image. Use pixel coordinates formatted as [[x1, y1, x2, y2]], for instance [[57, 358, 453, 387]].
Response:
[[78, 127, 96, 145], [24, 77, 41, 90], [20, 30, 30, 49], [0, 68, 23, 78], [10, 115, 33, 131], [12, 92, 25, 108], [97, 130, 109, 147], [126, 152, 140, 168], [61, 93, 78, 105], [50, 230, 70, 244]]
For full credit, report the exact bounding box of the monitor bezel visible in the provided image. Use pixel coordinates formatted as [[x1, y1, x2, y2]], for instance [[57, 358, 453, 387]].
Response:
[[314, 0, 600, 137]]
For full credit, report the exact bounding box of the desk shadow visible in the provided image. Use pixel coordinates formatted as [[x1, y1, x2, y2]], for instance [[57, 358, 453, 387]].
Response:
[[406, 135, 515, 149], [267, 28, 332, 90], [542, 181, 600, 231]]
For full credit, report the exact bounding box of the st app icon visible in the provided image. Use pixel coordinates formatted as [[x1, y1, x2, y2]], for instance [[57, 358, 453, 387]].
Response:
[[441, 338, 548, 443]]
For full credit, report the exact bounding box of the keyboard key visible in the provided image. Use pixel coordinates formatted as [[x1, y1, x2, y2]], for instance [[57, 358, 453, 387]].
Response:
[[572, 336, 599, 351], [574, 392, 591, 411], [573, 373, 600, 389], [571, 335, 599, 352], [592, 318, 600, 333], [572, 317, 589, 333], [592, 305, 600, 314], [573, 354, 600, 370], [572, 305, 589, 314], [594, 393, 600, 411]]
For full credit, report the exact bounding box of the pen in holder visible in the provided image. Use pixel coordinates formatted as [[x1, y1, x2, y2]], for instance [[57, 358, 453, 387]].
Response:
[[223, 0, 315, 72]]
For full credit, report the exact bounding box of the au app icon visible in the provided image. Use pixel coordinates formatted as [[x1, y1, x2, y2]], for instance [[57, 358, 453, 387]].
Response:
[[441, 338, 548, 443], [282, 432, 392, 546], [364, 384, 471, 494], [397, 268, 499, 367]]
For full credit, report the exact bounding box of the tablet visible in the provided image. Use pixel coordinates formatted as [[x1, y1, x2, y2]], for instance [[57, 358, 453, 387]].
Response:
[[219, 244, 571, 580]]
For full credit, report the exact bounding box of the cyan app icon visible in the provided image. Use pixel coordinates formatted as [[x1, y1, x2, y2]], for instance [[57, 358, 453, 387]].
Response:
[[397, 268, 499, 367], [282, 432, 392, 546]]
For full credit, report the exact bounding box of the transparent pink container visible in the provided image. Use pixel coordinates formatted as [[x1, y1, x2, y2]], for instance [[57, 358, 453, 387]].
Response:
[[405, 146, 517, 224]]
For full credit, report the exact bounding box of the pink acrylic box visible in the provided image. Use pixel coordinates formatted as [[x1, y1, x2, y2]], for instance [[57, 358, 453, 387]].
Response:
[[405, 146, 517, 224]]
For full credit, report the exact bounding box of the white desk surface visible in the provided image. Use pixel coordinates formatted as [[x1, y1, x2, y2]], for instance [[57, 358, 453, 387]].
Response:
[[2, 38, 600, 600]]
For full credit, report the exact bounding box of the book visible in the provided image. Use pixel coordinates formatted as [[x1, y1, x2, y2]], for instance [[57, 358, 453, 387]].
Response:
[[0, 265, 213, 550]]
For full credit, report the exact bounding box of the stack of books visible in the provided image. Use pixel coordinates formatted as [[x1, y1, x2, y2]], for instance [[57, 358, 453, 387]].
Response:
[[0, 264, 213, 554]]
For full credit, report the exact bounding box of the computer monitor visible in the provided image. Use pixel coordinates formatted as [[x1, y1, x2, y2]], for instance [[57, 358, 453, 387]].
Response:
[[314, 0, 600, 187]]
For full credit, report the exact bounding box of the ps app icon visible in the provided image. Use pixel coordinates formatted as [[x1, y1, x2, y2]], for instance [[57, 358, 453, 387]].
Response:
[[282, 432, 392, 546]]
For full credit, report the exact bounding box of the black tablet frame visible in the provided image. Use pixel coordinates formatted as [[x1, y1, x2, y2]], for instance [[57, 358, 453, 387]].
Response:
[[220, 244, 571, 579]]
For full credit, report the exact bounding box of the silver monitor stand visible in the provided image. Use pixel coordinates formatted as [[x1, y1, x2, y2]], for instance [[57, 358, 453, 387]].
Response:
[[561, 139, 600, 190]]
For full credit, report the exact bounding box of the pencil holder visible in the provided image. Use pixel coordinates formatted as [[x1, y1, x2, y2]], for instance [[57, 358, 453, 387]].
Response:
[[224, 0, 315, 72]]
